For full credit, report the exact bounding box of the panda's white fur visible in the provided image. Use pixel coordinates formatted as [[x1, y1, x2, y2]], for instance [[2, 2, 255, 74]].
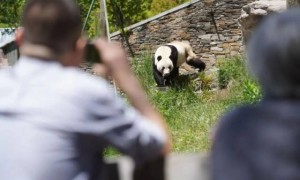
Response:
[[154, 46, 174, 76], [154, 41, 197, 77]]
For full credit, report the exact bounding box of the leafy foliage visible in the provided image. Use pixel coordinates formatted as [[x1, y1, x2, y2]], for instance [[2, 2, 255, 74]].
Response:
[[76, 0, 101, 37], [0, 0, 25, 28], [78, 0, 191, 34], [0, 0, 190, 37], [217, 57, 245, 88], [150, 0, 189, 16], [217, 57, 262, 103], [107, 0, 152, 32], [241, 78, 261, 102]]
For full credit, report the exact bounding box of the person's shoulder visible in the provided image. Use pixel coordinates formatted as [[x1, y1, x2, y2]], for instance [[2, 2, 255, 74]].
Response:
[[215, 105, 262, 138], [221, 105, 258, 124], [63, 67, 114, 98], [64, 67, 105, 85]]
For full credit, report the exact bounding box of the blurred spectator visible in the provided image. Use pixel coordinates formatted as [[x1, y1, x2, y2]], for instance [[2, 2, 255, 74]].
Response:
[[212, 9, 300, 180], [0, 0, 171, 180]]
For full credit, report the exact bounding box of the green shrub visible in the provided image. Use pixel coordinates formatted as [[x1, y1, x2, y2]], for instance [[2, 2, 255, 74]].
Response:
[[217, 56, 262, 104], [217, 57, 245, 88], [198, 72, 214, 90], [241, 78, 262, 103], [131, 52, 155, 91]]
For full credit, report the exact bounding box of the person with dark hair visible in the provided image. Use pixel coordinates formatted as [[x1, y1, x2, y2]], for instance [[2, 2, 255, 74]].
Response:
[[0, 0, 171, 179], [211, 9, 300, 180]]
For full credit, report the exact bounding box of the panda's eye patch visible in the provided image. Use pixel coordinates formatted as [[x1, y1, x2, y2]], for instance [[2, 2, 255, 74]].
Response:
[[157, 56, 162, 61]]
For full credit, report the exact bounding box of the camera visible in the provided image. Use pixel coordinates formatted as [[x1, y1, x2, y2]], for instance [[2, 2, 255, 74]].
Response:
[[84, 42, 101, 63]]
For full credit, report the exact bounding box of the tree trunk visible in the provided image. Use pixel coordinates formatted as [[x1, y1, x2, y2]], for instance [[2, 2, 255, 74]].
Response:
[[99, 0, 117, 93], [287, 0, 300, 8], [110, 0, 135, 57]]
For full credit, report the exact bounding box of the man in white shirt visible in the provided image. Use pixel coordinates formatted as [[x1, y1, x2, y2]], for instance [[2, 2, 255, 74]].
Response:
[[0, 0, 171, 179]]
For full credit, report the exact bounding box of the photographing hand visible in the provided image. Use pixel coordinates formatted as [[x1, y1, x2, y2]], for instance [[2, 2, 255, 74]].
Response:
[[93, 39, 130, 75]]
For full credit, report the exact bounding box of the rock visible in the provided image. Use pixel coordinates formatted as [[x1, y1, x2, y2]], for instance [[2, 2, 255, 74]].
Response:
[[238, 0, 286, 43], [199, 34, 212, 40], [211, 47, 223, 52], [179, 63, 199, 75], [231, 51, 239, 56]]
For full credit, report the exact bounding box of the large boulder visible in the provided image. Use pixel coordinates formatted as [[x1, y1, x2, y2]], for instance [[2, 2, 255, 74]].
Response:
[[238, 0, 286, 43]]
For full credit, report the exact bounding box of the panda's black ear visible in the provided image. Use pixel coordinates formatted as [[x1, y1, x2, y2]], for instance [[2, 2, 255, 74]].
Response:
[[157, 56, 162, 61]]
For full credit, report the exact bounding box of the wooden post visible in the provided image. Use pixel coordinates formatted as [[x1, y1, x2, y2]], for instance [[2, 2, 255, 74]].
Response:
[[99, 0, 110, 40], [99, 0, 118, 93]]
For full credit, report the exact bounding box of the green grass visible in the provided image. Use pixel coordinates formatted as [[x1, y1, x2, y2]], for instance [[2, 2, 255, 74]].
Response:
[[131, 53, 261, 152], [105, 53, 261, 155]]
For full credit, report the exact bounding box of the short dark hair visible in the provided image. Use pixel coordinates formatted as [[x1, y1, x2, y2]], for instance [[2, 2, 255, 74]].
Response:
[[247, 9, 300, 98], [21, 0, 82, 55]]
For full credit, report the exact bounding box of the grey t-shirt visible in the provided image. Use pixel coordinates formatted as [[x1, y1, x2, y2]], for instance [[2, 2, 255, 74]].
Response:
[[0, 56, 166, 180]]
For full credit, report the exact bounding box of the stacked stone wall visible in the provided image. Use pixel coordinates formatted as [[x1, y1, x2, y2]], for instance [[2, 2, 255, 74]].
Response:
[[111, 0, 255, 68]]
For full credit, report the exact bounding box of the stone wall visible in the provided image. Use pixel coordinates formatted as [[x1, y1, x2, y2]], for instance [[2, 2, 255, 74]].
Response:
[[111, 0, 255, 68]]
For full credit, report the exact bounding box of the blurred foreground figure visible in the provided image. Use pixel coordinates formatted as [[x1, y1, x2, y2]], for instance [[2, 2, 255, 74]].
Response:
[[212, 9, 300, 180], [0, 0, 171, 179]]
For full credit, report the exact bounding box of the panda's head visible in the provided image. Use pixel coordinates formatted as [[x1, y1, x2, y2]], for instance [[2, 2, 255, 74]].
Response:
[[154, 46, 176, 77]]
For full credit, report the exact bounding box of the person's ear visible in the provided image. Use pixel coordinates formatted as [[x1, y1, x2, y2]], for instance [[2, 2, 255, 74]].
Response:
[[75, 36, 87, 53], [69, 36, 87, 66], [15, 28, 24, 46]]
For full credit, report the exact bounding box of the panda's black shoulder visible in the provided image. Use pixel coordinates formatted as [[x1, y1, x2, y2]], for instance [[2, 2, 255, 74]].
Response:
[[164, 44, 178, 52], [164, 44, 178, 64]]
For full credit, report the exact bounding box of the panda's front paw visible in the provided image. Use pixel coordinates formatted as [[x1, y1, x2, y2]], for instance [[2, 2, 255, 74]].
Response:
[[198, 61, 206, 71]]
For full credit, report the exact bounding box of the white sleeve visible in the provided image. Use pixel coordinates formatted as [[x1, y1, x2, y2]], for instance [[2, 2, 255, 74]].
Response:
[[79, 79, 166, 163]]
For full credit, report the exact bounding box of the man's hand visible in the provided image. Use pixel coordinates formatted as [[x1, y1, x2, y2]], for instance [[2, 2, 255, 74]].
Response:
[[93, 38, 172, 156], [93, 39, 130, 77]]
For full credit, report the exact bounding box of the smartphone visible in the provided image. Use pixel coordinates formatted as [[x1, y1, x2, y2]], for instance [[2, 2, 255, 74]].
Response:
[[85, 42, 101, 63]]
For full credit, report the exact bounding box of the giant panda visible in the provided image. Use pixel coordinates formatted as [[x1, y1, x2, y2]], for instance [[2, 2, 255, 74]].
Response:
[[153, 41, 206, 87]]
